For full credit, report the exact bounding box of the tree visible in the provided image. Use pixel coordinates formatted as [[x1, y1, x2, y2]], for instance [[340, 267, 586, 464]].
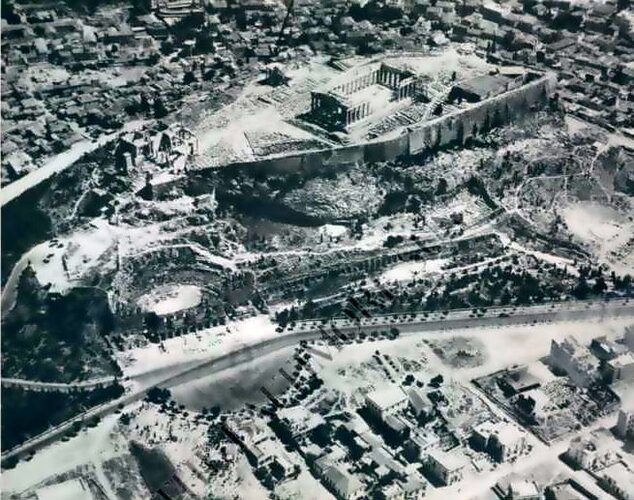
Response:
[[153, 97, 168, 119], [1, 0, 22, 23], [572, 276, 590, 300], [146, 387, 171, 404], [592, 276, 607, 294], [436, 178, 448, 195], [183, 70, 197, 85], [144, 312, 161, 332], [195, 32, 215, 54]]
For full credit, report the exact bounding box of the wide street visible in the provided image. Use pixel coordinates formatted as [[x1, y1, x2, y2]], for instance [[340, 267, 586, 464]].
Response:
[[2, 298, 633, 464]]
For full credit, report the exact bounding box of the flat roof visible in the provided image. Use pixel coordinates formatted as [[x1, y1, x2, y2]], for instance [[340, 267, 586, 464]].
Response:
[[609, 352, 634, 369], [36, 479, 94, 500], [601, 462, 634, 491], [456, 73, 512, 98], [428, 449, 468, 471], [366, 384, 408, 410], [509, 479, 540, 497]]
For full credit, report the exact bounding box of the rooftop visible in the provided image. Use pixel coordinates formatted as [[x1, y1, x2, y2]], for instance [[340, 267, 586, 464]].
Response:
[[427, 449, 468, 472], [35, 479, 94, 500], [608, 351, 634, 369], [366, 384, 408, 411], [509, 479, 540, 498], [454, 73, 512, 99], [601, 461, 634, 491], [323, 466, 363, 497], [277, 405, 326, 433], [474, 419, 525, 445]]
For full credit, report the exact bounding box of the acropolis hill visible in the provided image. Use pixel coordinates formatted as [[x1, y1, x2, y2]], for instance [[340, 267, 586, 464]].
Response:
[[185, 49, 556, 173]]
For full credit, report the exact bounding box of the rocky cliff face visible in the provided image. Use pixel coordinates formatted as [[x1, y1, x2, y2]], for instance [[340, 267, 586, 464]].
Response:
[[281, 169, 382, 221]]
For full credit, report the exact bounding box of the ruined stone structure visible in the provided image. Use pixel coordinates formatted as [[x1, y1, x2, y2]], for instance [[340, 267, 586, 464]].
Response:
[[214, 72, 556, 177], [310, 62, 417, 130], [115, 124, 198, 173]]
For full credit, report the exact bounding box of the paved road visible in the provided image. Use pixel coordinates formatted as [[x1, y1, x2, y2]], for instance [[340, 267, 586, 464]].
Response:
[[2, 299, 633, 464], [1, 376, 117, 393], [1, 120, 147, 207], [290, 298, 634, 337]]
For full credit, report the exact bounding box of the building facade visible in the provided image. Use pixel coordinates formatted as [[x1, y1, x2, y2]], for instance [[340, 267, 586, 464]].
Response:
[[472, 420, 528, 463], [616, 407, 634, 439], [550, 336, 600, 387], [566, 429, 621, 471], [365, 385, 409, 421], [426, 450, 466, 486], [606, 352, 634, 383]]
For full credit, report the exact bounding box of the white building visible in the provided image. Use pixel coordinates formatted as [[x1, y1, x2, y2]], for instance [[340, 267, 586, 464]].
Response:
[[607, 352, 634, 383], [35, 478, 94, 500], [407, 387, 434, 418], [505, 479, 541, 500], [472, 420, 529, 462], [566, 428, 621, 471], [624, 325, 634, 351], [277, 405, 327, 438], [322, 467, 364, 500], [600, 462, 634, 500], [366, 384, 408, 420], [550, 336, 600, 387], [426, 450, 468, 486], [616, 400, 634, 439]]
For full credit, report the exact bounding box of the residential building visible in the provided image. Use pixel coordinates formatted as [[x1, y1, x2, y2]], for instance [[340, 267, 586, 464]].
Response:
[[599, 462, 634, 500], [546, 480, 593, 500], [277, 405, 327, 439], [426, 450, 468, 485], [472, 420, 529, 462], [606, 352, 634, 383], [322, 467, 364, 500], [616, 401, 634, 439], [406, 431, 440, 460], [380, 474, 427, 500], [550, 336, 600, 387], [506, 479, 541, 500], [591, 336, 628, 361], [366, 384, 408, 421], [515, 388, 552, 423], [407, 387, 434, 419], [499, 365, 541, 396], [565, 428, 621, 471]]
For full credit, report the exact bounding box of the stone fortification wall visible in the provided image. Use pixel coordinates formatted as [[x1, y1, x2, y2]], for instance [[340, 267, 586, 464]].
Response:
[[216, 73, 556, 176]]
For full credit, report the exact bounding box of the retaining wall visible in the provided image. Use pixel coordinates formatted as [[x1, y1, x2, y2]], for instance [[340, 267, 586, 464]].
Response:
[[211, 73, 556, 176]]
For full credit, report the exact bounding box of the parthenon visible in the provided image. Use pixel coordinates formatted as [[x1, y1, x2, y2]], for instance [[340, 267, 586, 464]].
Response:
[[309, 61, 418, 131]]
